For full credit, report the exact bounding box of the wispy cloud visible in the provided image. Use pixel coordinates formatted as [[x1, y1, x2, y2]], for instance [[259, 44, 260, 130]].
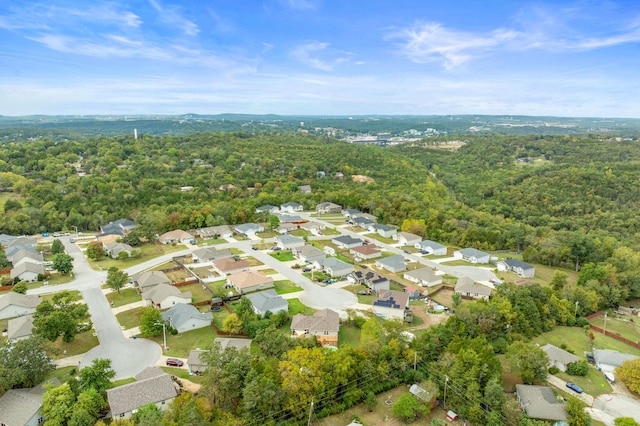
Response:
[[148, 0, 199, 36], [284, 0, 319, 11], [291, 41, 349, 71]]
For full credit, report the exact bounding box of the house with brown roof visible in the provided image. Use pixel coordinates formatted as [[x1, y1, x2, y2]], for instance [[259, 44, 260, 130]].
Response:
[[349, 244, 382, 260], [291, 309, 340, 347], [106, 368, 179, 419], [227, 270, 274, 294], [142, 284, 192, 309], [0, 293, 40, 320], [159, 229, 194, 244], [454, 277, 492, 300], [212, 257, 250, 275]]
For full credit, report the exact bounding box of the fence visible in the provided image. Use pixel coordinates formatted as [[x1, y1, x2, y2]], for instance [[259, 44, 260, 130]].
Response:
[[587, 311, 640, 350]]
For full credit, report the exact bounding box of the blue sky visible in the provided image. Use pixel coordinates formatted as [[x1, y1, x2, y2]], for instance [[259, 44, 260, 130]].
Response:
[[1, 0, 640, 117]]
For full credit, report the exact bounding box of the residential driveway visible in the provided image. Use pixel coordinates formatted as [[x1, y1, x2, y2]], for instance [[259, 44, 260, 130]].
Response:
[[546, 374, 594, 406]]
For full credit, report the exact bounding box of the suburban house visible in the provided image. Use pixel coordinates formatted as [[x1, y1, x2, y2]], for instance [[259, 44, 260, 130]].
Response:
[[7, 236, 37, 251], [0, 379, 60, 426], [455, 277, 492, 300], [212, 257, 250, 275], [274, 235, 305, 250], [215, 337, 252, 351], [368, 224, 398, 238], [291, 308, 340, 347], [349, 244, 382, 260], [104, 242, 133, 259], [161, 303, 212, 333], [107, 368, 179, 419], [99, 219, 137, 237], [7, 246, 37, 262], [394, 232, 422, 247], [234, 223, 265, 237], [541, 344, 580, 372], [191, 247, 232, 263], [515, 384, 567, 422], [350, 216, 375, 228], [142, 284, 192, 309], [0, 233, 17, 246], [415, 240, 448, 255], [159, 229, 194, 244], [313, 257, 354, 278], [245, 289, 289, 316], [342, 208, 362, 217], [194, 225, 233, 239], [10, 262, 44, 282], [0, 293, 40, 320], [227, 270, 274, 294], [372, 290, 411, 321], [133, 271, 171, 292], [256, 204, 279, 214], [348, 270, 390, 292], [278, 214, 305, 224], [299, 221, 325, 235], [187, 349, 209, 374], [277, 223, 298, 234], [292, 245, 326, 263], [453, 248, 490, 264], [404, 286, 422, 300], [497, 258, 536, 278], [11, 249, 44, 267], [375, 255, 407, 273], [7, 314, 34, 341], [280, 202, 303, 212], [332, 235, 363, 249], [316, 202, 342, 214], [593, 349, 639, 373], [404, 267, 443, 288]]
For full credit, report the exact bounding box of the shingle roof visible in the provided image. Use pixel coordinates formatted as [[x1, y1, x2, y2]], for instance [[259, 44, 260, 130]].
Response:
[[142, 284, 191, 305], [291, 309, 340, 333], [215, 337, 253, 350], [11, 249, 44, 264], [294, 245, 325, 258], [0, 292, 40, 310], [228, 270, 273, 290], [350, 245, 381, 256], [161, 303, 212, 328], [7, 237, 37, 248], [10, 261, 45, 278], [107, 371, 178, 417], [245, 289, 288, 314], [0, 379, 60, 426], [455, 277, 492, 297], [187, 349, 208, 367], [160, 229, 193, 241], [332, 235, 362, 245], [417, 240, 446, 250], [192, 247, 232, 261], [214, 257, 250, 272], [134, 271, 170, 289], [515, 384, 567, 421], [376, 255, 405, 269], [503, 258, 535, 270], [7, 314, 34, 340], [541, 344, 580, 366], [457, 248, 489, 258], [593, 348, 639, 368], [234, 223, 263, 234], [404, 267, 439, 282], [373, 290, 409, 310], [276, 235, 304, 245]]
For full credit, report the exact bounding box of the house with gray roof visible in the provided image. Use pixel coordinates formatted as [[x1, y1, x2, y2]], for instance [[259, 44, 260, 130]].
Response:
[[279, 214, 304, 224], [316, 202, 342, 214], [191, 247, 232, 263], [372, 290, 410, 321], [541, 344, 580, 372], [453, 248, 490, 264], [280, 202, 303, 213], [245, 289, 288, 316], [348, 270, 390, 292], [194, 225, 233, 239], [187, 349, 209, 374], [332, 235, 363, 249], [394, 232, 422, 247], [342, 208, 361, 217], [0, 293, 40, 320], [593, 349, 639, 373], [234, 223, 265, 237], [7, 314, 34, 341], [161, 303, 212, 334], [313, 257, 354, 278], [7, 237, 37, 249], [215, 337, 252, 351], [10, 262, 44, 282], [375, 255, 407, 273], [415, 240, 448, 256], [404, 267, 443, 287], [99, 219, 137, 237], [299, 185, 312, 194], [292, 245, 325, 264], [455, 277, 492, 300], [256, 204, 279, 214], [497, 258, 536, 278], [291, 308, 340, 347], [275, 234, 305, 250], [11, 249, 44, 267], [350, 216, 375, 228], [133, 270, 171, 291], [0, 379, 60, 426], [6, 245, 37, 260], [0, 233, 17, 246], [107, 368, 178, 419], [368, 224, 398, 238], [104, 242, 133, 259], [142, 284, 191, 310], [515, 384, 567, 422]]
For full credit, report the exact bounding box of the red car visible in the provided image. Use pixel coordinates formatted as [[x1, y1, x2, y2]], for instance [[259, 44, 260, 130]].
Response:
[[166, 358, 183, 367]]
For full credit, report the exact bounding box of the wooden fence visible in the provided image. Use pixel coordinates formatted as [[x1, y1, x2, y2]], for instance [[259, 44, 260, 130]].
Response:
[[587, 311, 640, 350]]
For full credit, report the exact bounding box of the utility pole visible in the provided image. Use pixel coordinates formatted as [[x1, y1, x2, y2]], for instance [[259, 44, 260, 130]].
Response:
[[307, 397, 314, 426], [414, 352, 417, 370], [603, 312, 608, 336], [444, 376, 449, 408]]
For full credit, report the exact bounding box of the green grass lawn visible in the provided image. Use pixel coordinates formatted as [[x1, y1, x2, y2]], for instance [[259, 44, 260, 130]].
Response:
[[288, 298, 314, 316], [161, 366, 206, 384], [45, 366, 77, 384], [148, 326, 216, 358], [270, 251, 295, 261], [190, 266, 211, 279], [590, 314, 640, 343], [48, 329, 100, 358], [338, 324, 361, 348], [335, 253, 354, 264], [111, 377, 136, 387], [178, 282, 212, 303], [555, 367, 612, 396], [319, 227, 341, 236], [246, 257, 264, 267], [89, 243, 185, 270], [363, 233, 395, 245], [211, 309, 232, 329], [533, 326, 640, 356], [290, 229, 310, 237], [40, 290, 81, 303], [261, 268, 278, 275], [438, 259, 473, 266], [273, 280, 302, 294], [105, 288, 141, 307], [116, 306, 145, 330], [200, 238, 228, 245], [42, 274, 75, 286]]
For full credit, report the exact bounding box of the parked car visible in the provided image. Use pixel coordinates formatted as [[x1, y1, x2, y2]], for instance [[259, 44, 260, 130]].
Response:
[[251, 246, 258, 250], [271, 246, 282, 251], [357, 290, 372, 295], [53, 232, 61, 237], [210, 306, 222, 312], [566, 383, 583, 394], [302, 267, 312, 272], [166, 358, 184, 367], [586, 353, 595, 364]]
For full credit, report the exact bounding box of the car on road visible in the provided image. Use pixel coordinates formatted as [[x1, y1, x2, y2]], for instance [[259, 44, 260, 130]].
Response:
[[70, 238, 75, 243], [566, 383, 583, 394], [53, 232, 61, 237], [252, 246, 258, 250], [166, 358, 184, 367]]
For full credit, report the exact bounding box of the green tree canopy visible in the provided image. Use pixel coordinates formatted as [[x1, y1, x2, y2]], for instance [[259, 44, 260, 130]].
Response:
[[106, 267, 129, 295], [52, 253, 74, 275], [33, 291, 92, 342]]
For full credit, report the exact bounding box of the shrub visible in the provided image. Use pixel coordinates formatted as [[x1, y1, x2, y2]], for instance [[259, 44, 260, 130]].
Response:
[[566, 360, 589, 376], [549, 366, 560, 375], [576, 317, 590, 327]]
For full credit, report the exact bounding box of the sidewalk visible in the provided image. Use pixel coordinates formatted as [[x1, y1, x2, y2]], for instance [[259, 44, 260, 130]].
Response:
[[111, 300, 146, 314], [54, 354, 85, 368]]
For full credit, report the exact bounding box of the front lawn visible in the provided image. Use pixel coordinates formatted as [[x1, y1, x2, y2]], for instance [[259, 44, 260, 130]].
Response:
[[116, 306, 145, 330], [555, 367, 612, 396], [89, 243, 185, 270], [273, 280, 302, 294], [45, 366, 77, 384], [364, 233, 396, 245], [270, 251, 295, 262], [105, 288, 141, 308], [48, 329, 100, 358], [200, 238, 228, 245], [532, 326, 640, 356], [147, 326, 216, 358], [288, 298, 314, 316]]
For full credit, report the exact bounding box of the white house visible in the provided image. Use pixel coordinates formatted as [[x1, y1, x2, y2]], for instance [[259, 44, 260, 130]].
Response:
[[372, 290, 410, 321], [192, 247, 232, 263], [0, 293, 40, 320], [228, 270, 274, 294], [275, 235, 305, 250], [455, 277, 492, 300], [234, 223, 265, 237], [349, 245, 382, 260], [316, 202, 342, 214], [375, 255, 407, 273], [332, 235, 363, 249], [142, 284, 192, 309], [158, 229, 194, 244], [404, 267, 442, 287], [313, 257, 354, 277], [245, 290, 288, 316], [453, 248, 490, 264], [10, 262, 44, 282], [541, 344, 580, 372], [0, 379, 60, 426], [162, 303, 212, 334], [280, 202, 304, 213], [349, 270, 390, 292], [415, 240, 447, 256], [368, 224, 398, 238], [497, 258, 535, 278], [292, 245, 326, 263], [7, 314, 34, 341], [394, 232, 422, 247]]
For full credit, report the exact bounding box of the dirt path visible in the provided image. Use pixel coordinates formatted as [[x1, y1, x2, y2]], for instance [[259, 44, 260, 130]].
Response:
[[408, 309, 450, 331]]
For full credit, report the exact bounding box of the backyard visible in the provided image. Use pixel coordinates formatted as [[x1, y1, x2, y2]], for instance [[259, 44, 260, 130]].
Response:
[[147, 325, 216, 359], [177, 282, 212, 303], [589, 313, 640, 344]]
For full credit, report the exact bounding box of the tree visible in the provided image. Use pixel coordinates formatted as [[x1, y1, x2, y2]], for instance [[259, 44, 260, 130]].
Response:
[[392, 393, 429, 423], [235, 296, 257, 324], [33, 291, 92, 342], [614, 418, 639, 426], [551, 272, 568, 292], [452, 292, 462, 308], [616, 358, 640, 393], [131, 402, 163, 425], [51, 238, 65, 255], [78, 358, 116, 395], [222, 313, 243, 335], [12, 281, 27, 294], [86, 241, 105, 260], [42, 382, 76, 426], [139, 307, 163, 336], [0, 336, 54, 392], [0, 246, 9, 268], [69, 388, 107, 426], [566, 360, 589, 376], [253, 324, 292, 358], [566, 396, 591, 426], [506, 341, 549, 384], [52, 253, 74, 275], [106, 267, 129, 294], [162, 392, 210, 426], [279, 346, 325, 419]]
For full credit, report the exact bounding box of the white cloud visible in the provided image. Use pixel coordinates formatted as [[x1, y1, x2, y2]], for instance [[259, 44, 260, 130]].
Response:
[[291, 41, 350, 71], [148, 0, 199, 36]]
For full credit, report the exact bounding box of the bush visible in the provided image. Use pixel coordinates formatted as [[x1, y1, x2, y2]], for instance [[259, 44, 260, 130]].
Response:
[[576, 317, 590, 327], [566, 360, 589, 376], [549, 366, 560, 375], [490, 337, 509, 354], [365, 391, 377, 412]]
